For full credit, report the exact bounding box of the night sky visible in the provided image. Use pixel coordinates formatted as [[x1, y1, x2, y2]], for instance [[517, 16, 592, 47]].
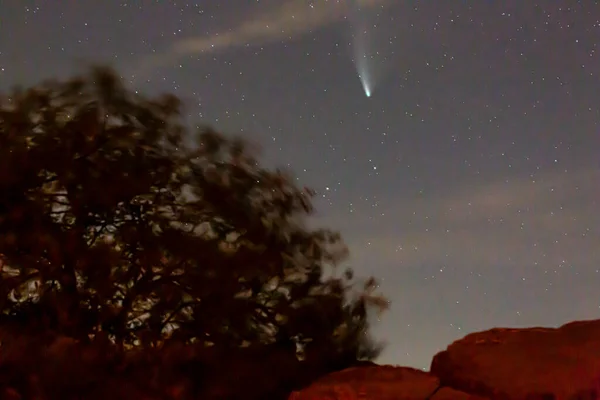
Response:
[[1, 1, 599, 370]]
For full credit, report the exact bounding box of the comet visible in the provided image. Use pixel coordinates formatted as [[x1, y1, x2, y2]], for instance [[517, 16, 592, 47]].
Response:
[[350, 3, 375, 98], [358, 69, 372, 97]]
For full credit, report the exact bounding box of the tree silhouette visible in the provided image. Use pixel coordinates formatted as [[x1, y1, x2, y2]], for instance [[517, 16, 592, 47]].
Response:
[[0, 66, 388, 399]]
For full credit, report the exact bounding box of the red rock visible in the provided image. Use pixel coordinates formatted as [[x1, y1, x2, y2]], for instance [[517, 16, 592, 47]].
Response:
[[430, 320, 600, 399], [289, 364, 485, 399]]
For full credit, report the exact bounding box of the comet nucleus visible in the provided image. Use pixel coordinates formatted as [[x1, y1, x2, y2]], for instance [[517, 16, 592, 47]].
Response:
[[358, 69, 372, 97]]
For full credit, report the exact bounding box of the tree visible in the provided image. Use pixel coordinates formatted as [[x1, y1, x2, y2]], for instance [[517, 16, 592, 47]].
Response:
[[0, 66, 388, 399]]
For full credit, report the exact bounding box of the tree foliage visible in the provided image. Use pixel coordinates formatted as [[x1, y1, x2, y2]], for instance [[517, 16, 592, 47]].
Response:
[[0, 66, 388, 399]]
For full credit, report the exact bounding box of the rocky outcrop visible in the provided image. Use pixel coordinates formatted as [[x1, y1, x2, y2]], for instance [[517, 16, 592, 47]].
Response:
[[291, 319, 600, 399], [431, 320, 600, 399], [288, 364, 485, 399]]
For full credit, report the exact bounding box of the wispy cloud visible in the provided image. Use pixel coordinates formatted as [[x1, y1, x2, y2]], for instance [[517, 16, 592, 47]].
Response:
[[326, 168, 600, 270], [133, 0, 390, 77]]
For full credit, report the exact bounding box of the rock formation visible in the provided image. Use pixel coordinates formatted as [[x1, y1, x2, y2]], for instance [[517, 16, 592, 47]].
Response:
[[289, 363, 483, 399], [431, 320, 600, 399], [291, 319, 600, 399]]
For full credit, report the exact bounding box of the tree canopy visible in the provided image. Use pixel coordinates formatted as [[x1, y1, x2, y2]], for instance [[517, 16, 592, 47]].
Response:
[[0, 66, 387, 399]]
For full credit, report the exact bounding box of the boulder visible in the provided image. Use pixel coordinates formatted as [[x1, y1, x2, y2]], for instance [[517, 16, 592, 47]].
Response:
[[289, 364, 485, 399], [430, 319, 600, 399]]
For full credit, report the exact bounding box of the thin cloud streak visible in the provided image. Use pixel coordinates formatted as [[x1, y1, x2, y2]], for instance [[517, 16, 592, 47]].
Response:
[[327, 168, 600, 269], [133, 0, 391, 77]]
